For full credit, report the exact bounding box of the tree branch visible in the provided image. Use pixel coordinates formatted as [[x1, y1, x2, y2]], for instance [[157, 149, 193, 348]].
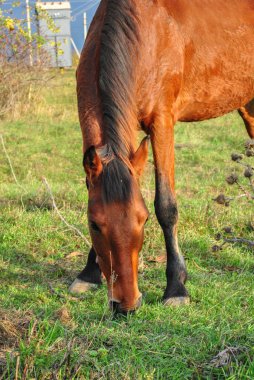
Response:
[[42, 177, 91, 247], [224, 237, 254, 249]]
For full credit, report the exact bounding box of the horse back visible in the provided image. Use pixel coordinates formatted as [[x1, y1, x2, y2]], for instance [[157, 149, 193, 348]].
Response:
[[138, 0, 254, 122]]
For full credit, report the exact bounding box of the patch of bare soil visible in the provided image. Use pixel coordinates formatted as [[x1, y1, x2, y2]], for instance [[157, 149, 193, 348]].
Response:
[[0, 309, 33, 375]]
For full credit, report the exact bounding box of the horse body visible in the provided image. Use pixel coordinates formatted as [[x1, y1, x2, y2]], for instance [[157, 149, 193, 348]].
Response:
[[136, 0, 254, 124], [72, 0, 254, 312]]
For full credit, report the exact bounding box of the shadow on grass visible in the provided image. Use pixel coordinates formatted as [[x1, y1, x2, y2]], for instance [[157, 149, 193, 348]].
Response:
[[1, 247, 81, 289], [2, 235, 254, 312]]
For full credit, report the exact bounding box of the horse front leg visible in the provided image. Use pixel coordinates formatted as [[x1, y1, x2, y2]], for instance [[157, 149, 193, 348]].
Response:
[[69, 247, 102, 294], [151, 120, 190, 306]]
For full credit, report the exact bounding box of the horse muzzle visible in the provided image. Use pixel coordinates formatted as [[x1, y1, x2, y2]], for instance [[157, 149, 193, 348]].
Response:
[[109, 294, 143, 314]]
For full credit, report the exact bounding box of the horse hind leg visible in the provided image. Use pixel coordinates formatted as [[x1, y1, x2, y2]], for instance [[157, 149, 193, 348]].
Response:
[[69, 247, 102, 294], [238, 99, 254, 138]]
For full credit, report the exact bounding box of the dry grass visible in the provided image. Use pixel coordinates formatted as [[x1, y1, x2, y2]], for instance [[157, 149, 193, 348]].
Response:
[[0, 309, 33, 370]]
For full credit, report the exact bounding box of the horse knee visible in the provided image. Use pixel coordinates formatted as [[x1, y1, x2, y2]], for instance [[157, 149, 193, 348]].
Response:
[[155, 196, 178, 229]]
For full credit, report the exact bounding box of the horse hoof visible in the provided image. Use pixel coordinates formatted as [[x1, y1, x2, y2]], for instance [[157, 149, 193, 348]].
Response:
[[163, 296, 190, 306], [69, 279, 97, 294]]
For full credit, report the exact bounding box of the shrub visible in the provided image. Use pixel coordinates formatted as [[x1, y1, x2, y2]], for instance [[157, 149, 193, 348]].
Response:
[[0, 2, 56, 119]]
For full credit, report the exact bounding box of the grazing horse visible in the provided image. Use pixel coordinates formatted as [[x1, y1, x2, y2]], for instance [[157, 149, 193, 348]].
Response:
[[70, 0, 254, 313]]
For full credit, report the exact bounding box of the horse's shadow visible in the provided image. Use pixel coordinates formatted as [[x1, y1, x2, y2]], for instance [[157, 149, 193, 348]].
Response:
[[1, 247, 78, 290], [2, 234, 253, 312]]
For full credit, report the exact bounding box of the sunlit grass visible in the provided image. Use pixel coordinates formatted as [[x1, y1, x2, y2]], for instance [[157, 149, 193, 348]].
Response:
[[0, 69, 253, 379]]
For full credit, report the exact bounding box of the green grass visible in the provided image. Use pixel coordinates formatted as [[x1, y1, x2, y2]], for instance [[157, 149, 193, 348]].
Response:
[[0, 69, 253, 379]]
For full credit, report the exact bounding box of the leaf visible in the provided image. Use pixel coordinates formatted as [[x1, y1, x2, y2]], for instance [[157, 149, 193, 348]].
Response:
[[223, 265, 240, 272], [65, 251, 83, 259], [4, 17, 15, 31], [55, 307, 71, 325], [147, 254, 166, 263], [210, 346, 245, 368]]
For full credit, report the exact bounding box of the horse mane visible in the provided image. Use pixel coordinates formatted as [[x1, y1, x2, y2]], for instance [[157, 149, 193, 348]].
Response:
[[98, 0, 140, 203], [96, 144, 133, 203], [102, 157, 133, 203]]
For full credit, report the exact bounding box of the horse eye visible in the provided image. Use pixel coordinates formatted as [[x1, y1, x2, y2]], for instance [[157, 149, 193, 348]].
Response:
[[90, 221, 101, 232]]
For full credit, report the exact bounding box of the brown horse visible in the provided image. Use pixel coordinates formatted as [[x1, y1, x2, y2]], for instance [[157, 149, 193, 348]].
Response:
[[70, 0, 254, 313]]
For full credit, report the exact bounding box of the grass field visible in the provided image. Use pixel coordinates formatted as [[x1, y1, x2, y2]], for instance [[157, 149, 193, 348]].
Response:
[[0, 69, 254, 379]]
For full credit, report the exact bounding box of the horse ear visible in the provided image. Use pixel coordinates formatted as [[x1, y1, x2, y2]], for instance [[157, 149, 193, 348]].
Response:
[[131, 136, 149, 177], [83, 146, 103, 183]]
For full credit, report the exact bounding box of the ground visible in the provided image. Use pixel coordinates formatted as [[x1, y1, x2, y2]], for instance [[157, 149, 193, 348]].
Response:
[[0, 70, 253, 379]]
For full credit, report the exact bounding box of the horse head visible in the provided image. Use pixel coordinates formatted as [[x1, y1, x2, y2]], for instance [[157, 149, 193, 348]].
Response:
[[83, 137, 150, 313]]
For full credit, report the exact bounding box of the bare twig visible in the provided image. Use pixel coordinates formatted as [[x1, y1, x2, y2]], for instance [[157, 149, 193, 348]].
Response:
[[213, 233, 254, 252], [0, 141, 91, 245], [42, 177, 91, 247], [22, 359, 29, 380], [28, 321, 37, 344], [236, 160, 254, 171], [235, 180, 251, 199], [224, 237, 254, 249], [192, 260, 209, 272], [248, 177, 254, 193], [0, 134, 25, 190], [230, 194, 254, 201], [15, 356, 20, 380], [51, 338, 75, 379], [110, 250, 114, 304]]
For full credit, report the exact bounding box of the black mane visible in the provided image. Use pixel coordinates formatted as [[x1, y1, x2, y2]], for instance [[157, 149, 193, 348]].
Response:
[[84, 145, 133, 204], [99, 0, 140, 158], [95, 144, 132, 203], [98, 0, 140, 203], [101, 157, 133, 203]]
